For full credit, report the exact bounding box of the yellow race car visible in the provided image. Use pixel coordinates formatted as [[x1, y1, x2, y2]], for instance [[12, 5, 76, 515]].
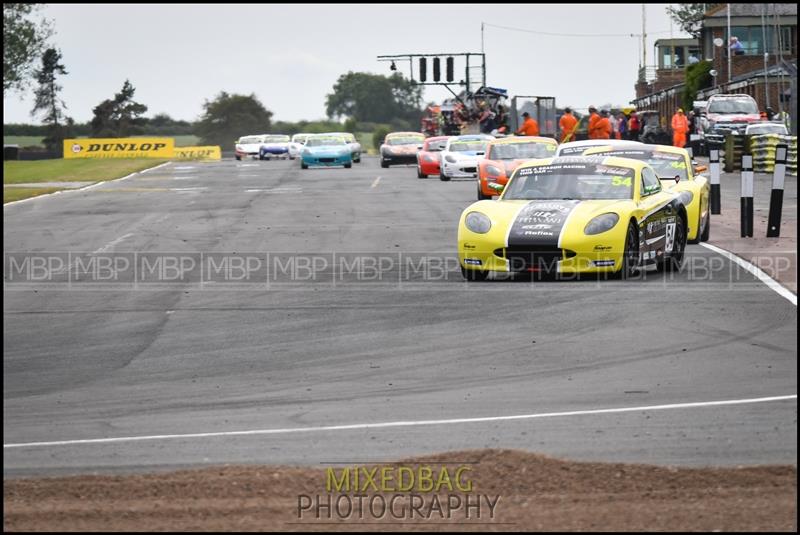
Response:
[[457, 156, 689, 281], [583, 144, 710, 243]]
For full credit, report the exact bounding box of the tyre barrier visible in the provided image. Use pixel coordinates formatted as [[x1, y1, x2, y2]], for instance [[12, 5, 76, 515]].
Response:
[[750, 134, 797, 176]]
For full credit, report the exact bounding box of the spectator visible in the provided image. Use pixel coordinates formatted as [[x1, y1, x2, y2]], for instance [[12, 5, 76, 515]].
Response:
[[559, 107, 579, 142], [628, 112, 640, 141], [671, 108, 689, 148], [515, 112, 540, 136], [617, 112, 627, 139], [587, 105, 601, 139], [730, 36, 745, 56], [595, 110, 612, 139]]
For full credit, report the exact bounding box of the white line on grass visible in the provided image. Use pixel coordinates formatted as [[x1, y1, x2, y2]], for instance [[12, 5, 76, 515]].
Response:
[[4, 394, 795, 449]]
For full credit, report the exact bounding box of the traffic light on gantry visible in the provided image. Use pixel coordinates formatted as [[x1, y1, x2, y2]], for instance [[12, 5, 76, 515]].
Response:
[[446, 57, 454, 82], [419, 57, 427, 82], [433, 57, 441, 82]]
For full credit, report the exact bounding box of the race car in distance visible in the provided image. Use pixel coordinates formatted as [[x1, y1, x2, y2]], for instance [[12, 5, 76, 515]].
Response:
[[380, 132, 426, 168], [235, 134, 266, 160], [439, 134, 495, 181], [584, 144, 710, 242], [554, 138, 643, 157], [744, 122, 789, 136], [477, 136, 558, 199], [326, 132, 362, 163], [457, 156, 688, 281], [300, 135, 352, 169], [287, 133, 311, 160], [416, 136, 450, 178], [258, 135, 291, 160]]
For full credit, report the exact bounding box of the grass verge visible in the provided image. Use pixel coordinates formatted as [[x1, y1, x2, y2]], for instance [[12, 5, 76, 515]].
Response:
[[3, 159, 168, 203], [3, 187, 63, 204]]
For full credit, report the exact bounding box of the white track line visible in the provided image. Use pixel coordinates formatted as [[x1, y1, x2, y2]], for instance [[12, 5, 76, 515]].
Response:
[[3, 394, 795, 449], [3, 161, 172, 208], [371, 176, 381, 188], [91, 233, 134, 254], [701, 243, 797, 306]]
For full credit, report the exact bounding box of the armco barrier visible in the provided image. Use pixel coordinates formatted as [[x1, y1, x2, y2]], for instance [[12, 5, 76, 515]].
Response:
[[750, 134, 798, 176]]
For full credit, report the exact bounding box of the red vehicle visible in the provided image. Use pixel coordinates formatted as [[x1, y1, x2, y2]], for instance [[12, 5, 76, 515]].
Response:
[[476, 136, 557, 199], [416, 136, 450, 179]]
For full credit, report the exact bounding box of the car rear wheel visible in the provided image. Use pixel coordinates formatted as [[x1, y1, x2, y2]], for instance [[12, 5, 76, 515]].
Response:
[[301, 162, 308, 170], [235, 155, 241, 161], [417, 167, 427, 179], [380, 159, 389, 168], [344, 162, 352, 169], [440, 172, 451, 182], [461, 265, 489, 281], [658, 216, 687, 272]]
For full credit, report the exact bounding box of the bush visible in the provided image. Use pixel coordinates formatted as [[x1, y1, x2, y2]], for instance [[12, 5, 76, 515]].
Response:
[[682, 60, 713, 112], [373, 126, 391, 151]]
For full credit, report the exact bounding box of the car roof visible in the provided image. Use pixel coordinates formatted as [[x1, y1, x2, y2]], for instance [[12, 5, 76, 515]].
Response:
[[515, 155, 647, 173], [585, 143, 688, 156], [386, 131, 424, 137], [489, 136, 557, 146]]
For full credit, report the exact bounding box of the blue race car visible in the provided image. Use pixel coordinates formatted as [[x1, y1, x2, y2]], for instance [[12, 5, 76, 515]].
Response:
[[259, 135, 291, 160], [300, 135, 353, 169]]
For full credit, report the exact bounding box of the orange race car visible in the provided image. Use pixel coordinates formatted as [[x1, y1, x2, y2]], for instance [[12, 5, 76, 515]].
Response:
[[476, 136, 557, 199], [416, 135, 450, 178]]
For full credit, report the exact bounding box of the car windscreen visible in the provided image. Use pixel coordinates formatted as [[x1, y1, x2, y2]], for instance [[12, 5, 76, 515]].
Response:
[[590, 149, 689, 181], [505, 163, 634, 200], [449, 141, 488, 152], [424, 140, 448, 151], [489, 142, 555, 159], [239, 137, 262, 144], [707, 99, 758, 114], [557, 144, 597, 156], [388, 137, 424, 146], [264, 135, 289, 142], [292, 135, 309, 143], [306, 138, 345, 147]]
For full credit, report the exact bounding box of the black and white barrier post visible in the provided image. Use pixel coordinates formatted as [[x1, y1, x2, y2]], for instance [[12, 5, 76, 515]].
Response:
[[709, 148, 721, 214], [766, 144, 787, 238], [740, 154, 754, 238]]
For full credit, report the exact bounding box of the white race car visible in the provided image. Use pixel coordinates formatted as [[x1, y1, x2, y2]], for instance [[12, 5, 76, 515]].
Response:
[[325, 132, 362, 163], [235, 134, 266, 160], [287, 133, 311, 160], [439, 134, 494, 181], [554, 138, 643, 157]]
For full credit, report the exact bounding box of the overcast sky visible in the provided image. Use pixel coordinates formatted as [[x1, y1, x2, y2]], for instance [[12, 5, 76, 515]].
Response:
[[3, 3, 689, 124]]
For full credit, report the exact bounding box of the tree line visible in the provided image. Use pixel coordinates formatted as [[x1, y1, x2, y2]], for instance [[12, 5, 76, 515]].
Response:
[[5, 4, 424, 151]]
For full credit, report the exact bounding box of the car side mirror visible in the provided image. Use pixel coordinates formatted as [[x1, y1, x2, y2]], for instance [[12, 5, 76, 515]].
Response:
[[488, 182, 504, 193], [693, 164, 707, 173]]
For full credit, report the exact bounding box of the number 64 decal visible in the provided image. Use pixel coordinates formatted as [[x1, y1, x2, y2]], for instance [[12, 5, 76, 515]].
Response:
[[664, 222, 676, 252]]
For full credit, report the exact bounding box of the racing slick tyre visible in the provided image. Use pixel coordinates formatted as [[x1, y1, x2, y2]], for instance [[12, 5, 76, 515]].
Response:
[[259, 155, 265, 160], [618, 221, 639, 280], [440, 172, 451, 182], [354, 156, 361, 163], [301, 162, 308, 170], [657, 216, 687, 273], [344, 162, 352, 169], [477, 183, 492, 200], [235, 155, 241, 161], [417, 168, 427, 179], [289, 156, 295, 160], [380, 159, 389, 169], [461, 266, 489, 282]]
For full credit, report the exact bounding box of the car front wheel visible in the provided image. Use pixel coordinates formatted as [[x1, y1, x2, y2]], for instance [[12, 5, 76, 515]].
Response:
[[619, 221, 639, 279], [461, 265, 489, 281]]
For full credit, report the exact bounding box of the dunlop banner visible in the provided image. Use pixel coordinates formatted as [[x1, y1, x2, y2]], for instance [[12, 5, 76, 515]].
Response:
[[174, 146, 222, 160], [64, 138, 174, 159]]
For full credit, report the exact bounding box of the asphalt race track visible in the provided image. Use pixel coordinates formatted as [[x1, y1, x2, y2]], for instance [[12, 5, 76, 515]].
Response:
[[3, 157, 797, 477]]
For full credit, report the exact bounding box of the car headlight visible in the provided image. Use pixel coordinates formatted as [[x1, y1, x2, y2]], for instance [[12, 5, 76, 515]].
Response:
[[465, 212, 492, 234], [677, 191, 694, 205], [486, 164, 503, 176], [303, 149, 311, 155], [584, 213, 619, 235], [445, 155, 457, 163]]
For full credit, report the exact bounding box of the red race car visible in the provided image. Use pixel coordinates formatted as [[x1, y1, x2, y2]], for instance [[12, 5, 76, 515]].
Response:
[[416, 136, 450, 178], [476, 136, 557, 199]]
